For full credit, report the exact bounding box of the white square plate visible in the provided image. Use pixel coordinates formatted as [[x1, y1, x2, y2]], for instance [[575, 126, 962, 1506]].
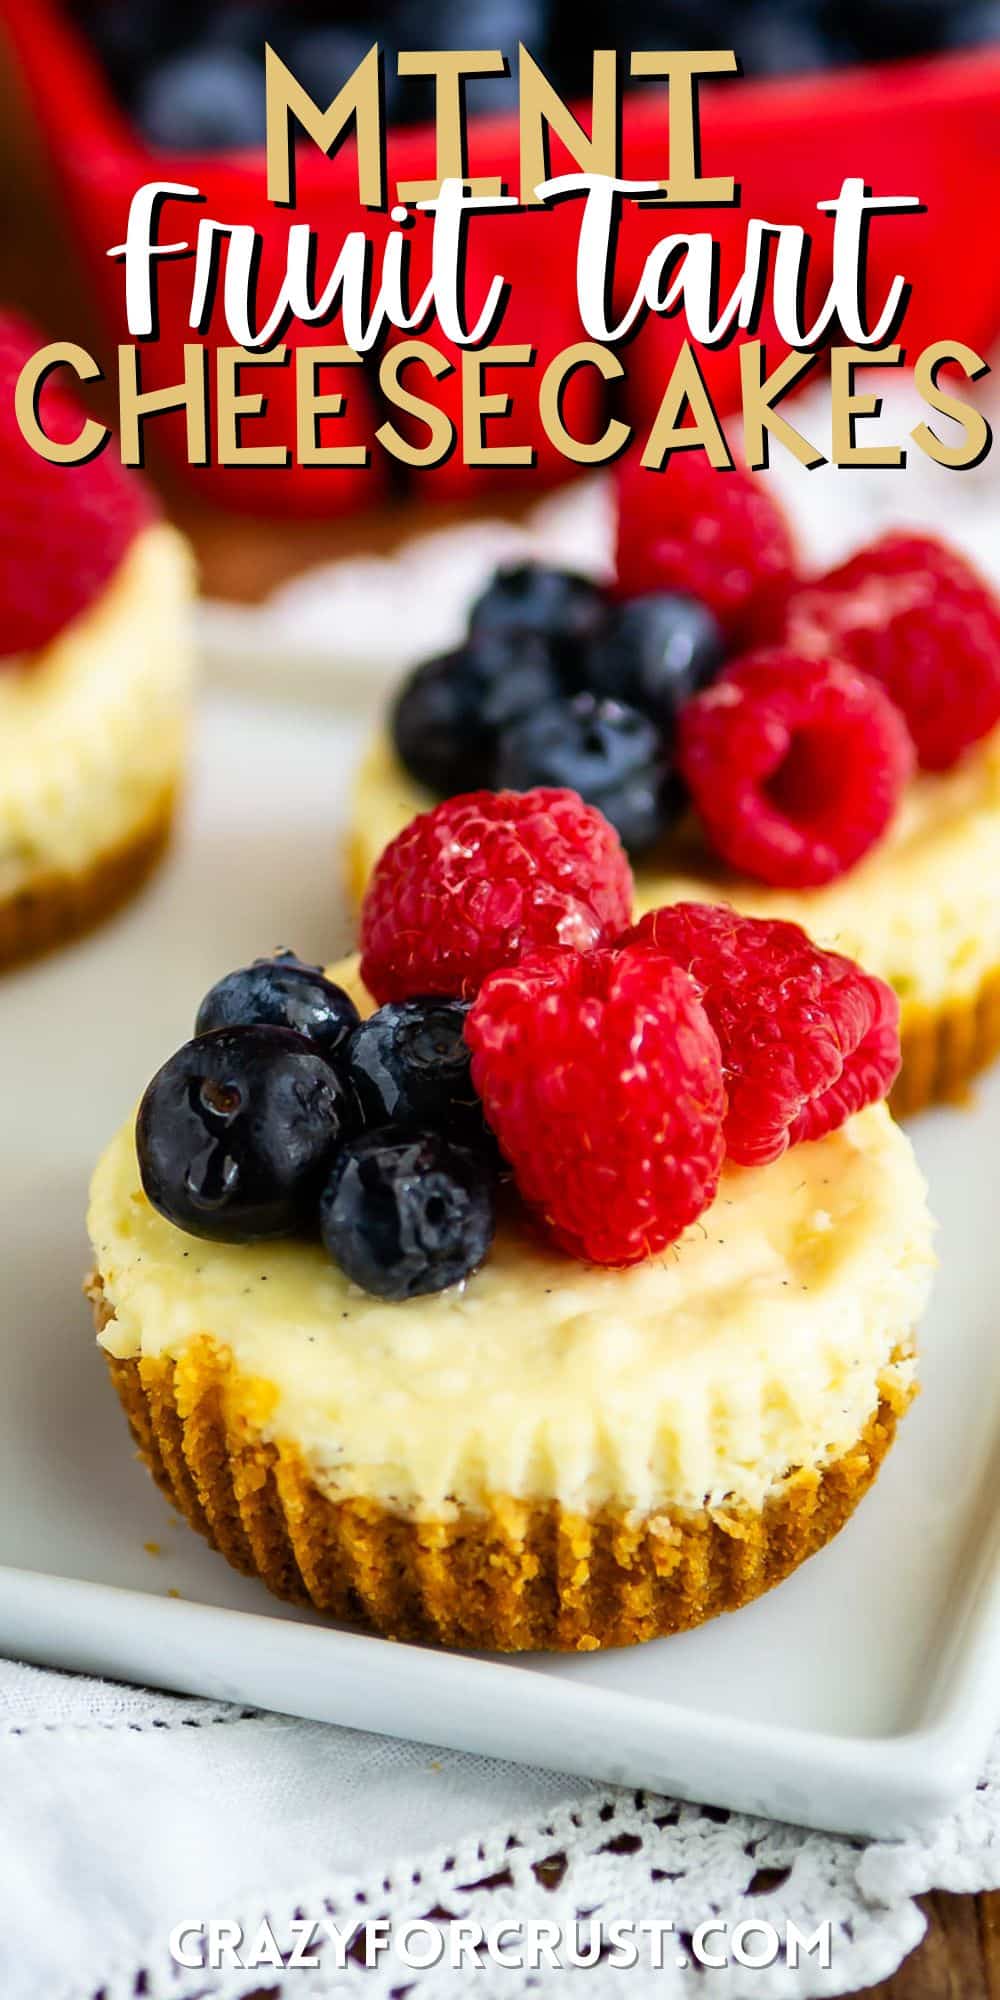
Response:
[[2, 690, 999, 1840]]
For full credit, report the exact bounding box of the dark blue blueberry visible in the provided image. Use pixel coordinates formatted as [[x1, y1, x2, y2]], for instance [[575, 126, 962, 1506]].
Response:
[[346, 998, 500, 1158], [386, 0, 550, 120], [195, 952, 359, 1063], [71, 1, 196, 87], [136, 45, 267, 150], [738, 13, 845, 74], [581, 592, 726, 734], [944, 0, 1000, 44], [136, 1027, 352, 1242], [391, 634, 560, 795], [320, 1130, 496, 1300], [580, 0, 740, 65], [204, 4, 283, 58], [836, 0, 952, 58], [495, 691, 674, 856], [468, 563, 608, 678], [281, 25, 379, 104]]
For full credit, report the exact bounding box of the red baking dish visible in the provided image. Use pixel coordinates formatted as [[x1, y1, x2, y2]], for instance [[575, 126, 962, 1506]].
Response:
[[4, 0, 1000, 518]]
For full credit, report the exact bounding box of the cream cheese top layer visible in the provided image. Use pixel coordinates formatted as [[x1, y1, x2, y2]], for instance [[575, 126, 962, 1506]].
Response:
[[352, 728, 1000, 1014], [0, 525, 194, 893], [90, 960, 934, 1517]]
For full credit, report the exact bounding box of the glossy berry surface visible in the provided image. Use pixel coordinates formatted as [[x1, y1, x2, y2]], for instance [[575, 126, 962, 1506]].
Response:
[[360, 787, 633, 1004], [494, 693, 670, 857], [346, 997, 497, 1154], [785, 532, 1000, 772], [624, 903, 901, 1166], [580, 591, 727, 733], [391, 635, 560, 796], [466, 944, 725, 1265], [468, 562, 607, 674], [136, 1026, 352, 1242], [195, 952, 359, 1062], [614, 456, 798, 647], [320, 1129, 496, 1299], [678, 649, 914, 887]]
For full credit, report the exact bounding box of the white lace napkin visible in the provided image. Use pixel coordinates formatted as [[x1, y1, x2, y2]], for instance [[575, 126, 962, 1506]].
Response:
[[2, 1655, 999, 2000]]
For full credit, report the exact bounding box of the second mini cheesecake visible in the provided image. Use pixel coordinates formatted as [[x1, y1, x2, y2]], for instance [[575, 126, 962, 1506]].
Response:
[[347, 472, 1000, 1116]]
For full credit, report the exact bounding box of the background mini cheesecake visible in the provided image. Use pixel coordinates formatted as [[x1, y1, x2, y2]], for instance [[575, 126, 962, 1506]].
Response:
[[348, 476, 1000, 1119], [0, 313, 194, 969]]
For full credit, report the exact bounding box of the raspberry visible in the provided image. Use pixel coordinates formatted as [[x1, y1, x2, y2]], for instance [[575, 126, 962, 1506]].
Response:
[[359, 789, 634, 1005], [785, 532, 1000, 771], [466, 945, 725, 1264], [0, 314, 153, 659], [624, 904, 901, 1166], [677, 649, 914, 887], [614, 456, 798, 646]]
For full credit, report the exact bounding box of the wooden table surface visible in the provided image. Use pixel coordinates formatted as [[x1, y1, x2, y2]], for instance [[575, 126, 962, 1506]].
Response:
[[2, 28, 997, 2000]]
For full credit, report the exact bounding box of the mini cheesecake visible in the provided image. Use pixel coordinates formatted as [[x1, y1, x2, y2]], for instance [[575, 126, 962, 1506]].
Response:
[[0, 522, 194, 967], [87, 953, 934, 1653]]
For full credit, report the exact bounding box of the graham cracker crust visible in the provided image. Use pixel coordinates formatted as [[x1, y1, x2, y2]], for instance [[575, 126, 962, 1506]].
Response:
[[89, 1277, 914, 1653], [889, 965, 1000, 1118], [0, 786, 176, 972]]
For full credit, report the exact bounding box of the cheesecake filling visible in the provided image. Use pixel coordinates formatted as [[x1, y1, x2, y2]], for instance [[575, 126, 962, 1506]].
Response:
[[353, 727, 1000, 1016], [90, 1095, 934, 1519], [0, 524, 194, 895]]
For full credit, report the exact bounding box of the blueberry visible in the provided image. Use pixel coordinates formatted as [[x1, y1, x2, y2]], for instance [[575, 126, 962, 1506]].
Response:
[[944, 0, 1000, 44], [320, 1129, 496, 1300], [836, 0, 951, 58], [584, 0, 740, 63], [136, 45, 267, 150], [495, 692, 672, 856], [282, 25, 378, 105], [391, 634, 560, 795], [137, 1027, 352, 1242], [204, 3, 283, 58], [72, 1, 195, 87], [385, 0, 548, 120], [195, 952, 359, 1063], [346, 998, 499, 1158], [468, 563, 608, 678], [581, 593, 726, 734], [738, 14, 845, 73]]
